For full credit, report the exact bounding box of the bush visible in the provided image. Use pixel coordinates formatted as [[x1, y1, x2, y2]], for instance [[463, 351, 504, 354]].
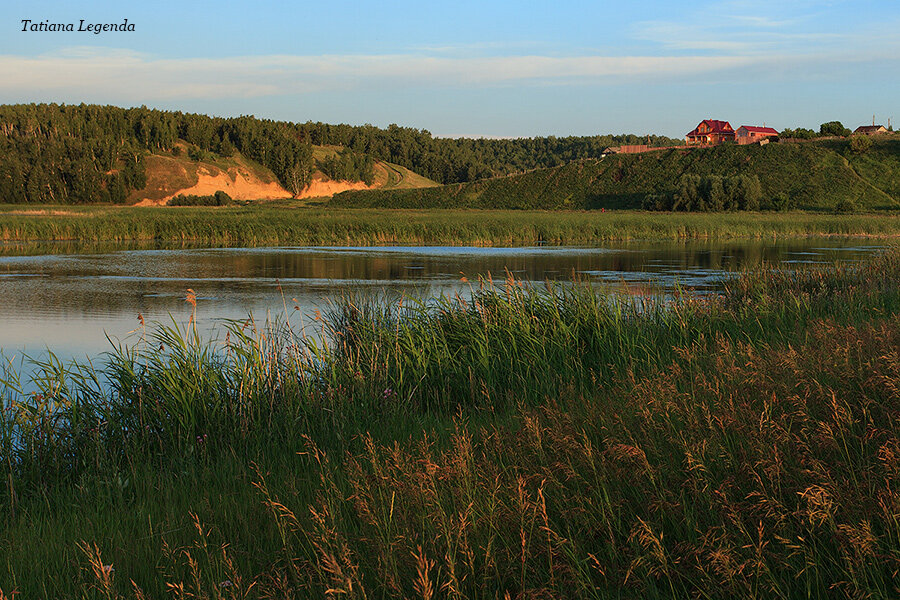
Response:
[[780, 127, 817, 140], [650, 174, 763, 212], [769, 192, 794, 212], [834, 197, 859, 214], [187, 146, 217, 162], [850, 135, 873, 154], [168, 190, 233, 206]]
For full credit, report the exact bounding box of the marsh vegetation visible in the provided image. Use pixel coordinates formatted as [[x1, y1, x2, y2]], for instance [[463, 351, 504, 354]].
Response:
[[3, 250, 900, 597]]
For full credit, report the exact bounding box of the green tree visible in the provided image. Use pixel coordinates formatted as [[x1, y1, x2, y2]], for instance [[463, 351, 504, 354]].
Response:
[[819, 121, 850, 137]]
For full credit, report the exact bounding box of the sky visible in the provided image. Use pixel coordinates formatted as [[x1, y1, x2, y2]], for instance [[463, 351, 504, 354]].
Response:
[[1, 0, 898, 138]]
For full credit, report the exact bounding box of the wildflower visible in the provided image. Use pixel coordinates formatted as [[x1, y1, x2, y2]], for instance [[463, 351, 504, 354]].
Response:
[[196, 434, 208, 444], [220, 580, 233, 588], [382, 387, 394, 399], [102, 564, 114, 574]]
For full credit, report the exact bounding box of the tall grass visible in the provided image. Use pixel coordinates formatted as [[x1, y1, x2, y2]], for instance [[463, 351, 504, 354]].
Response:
[[4, 205, 900, 247], [3, 250, 900, 597]]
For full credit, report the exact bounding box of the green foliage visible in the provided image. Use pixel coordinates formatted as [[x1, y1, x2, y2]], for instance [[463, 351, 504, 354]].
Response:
[[187, 146, 217, 162], [769, 192, 795, 212], [0, 104, 684, 205], [0, 104, 318, 203], [335, 140, 900, 211], [318, 147, 375, 184], [5, 206, 900, 246], [780, 127, 818, 140], [850, 134, 873, 154], [652, 174, 762, 212], [167, 190, 234, 206], [5, 252, 900, 597], [819, 121, 851, 137], [834, 197, 859, 214]]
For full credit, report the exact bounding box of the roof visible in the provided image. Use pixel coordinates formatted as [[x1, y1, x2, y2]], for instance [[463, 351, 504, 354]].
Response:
[[854, 125, 886, 133], [687, 119, 734, 136], [738, 126, 778, 135]]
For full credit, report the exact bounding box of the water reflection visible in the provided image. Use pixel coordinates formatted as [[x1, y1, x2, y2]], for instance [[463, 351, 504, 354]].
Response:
[[0, 240, 886, 366]]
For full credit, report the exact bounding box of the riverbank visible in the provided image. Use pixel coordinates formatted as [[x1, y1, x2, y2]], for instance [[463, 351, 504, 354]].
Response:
[[4, 205, 900, 246], [3, 250, 900, 597]]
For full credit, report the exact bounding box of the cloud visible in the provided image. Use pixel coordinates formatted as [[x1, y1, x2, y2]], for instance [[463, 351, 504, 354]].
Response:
[[0, 47, 764, 101]]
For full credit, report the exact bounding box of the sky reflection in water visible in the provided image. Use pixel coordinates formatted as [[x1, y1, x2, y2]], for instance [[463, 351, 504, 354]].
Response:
[[0, 240, 886, 368]]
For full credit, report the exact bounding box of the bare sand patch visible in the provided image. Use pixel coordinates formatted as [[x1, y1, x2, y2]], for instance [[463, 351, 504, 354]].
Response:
[[296, 179, 374, 199], [133, 166, 294, 206]]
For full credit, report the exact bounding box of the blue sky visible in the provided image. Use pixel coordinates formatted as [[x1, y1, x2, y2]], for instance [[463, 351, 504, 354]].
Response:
[[1, 0, 898, 137]]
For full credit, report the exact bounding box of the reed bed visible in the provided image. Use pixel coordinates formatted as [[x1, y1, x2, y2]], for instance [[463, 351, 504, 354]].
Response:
[[4, 205, 900, 246], [2, 250, 900, 597]]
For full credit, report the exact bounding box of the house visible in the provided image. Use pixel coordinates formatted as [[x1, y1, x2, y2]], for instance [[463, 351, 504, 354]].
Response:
[[736, 125, 779, 145], [685, 120, 734, 145], [853, 125, 888, 135]]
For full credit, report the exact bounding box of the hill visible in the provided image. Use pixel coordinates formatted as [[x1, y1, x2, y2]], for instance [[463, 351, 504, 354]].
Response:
[[0, 103, 679, 206], [332, 137, 900, 212], [130, 144, 438, 205]]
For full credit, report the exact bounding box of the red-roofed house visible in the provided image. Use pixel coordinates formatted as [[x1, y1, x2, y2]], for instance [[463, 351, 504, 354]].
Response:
[[736, 125, 779, 145], [685, 120, 734, 145]]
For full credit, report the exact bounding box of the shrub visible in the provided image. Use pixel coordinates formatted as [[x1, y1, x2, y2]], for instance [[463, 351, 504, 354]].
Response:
[[834, 197, 859, 214], [770, 192, 794, 212], [168, 190, 233, 206], [850, 135, 873, 154]]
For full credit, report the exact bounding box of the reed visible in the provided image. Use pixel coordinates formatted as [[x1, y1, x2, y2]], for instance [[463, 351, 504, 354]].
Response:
[[4, 205, 900, 247], [2, 250, 900, 597]]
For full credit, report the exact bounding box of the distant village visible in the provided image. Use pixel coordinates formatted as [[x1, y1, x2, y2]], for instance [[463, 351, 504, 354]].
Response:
[[603, 118, 892, 156]]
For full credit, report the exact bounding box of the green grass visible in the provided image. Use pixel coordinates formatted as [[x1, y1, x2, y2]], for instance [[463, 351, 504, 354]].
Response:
[[311, 144, 439, 191], [3, 250, 900, 597], [333, 136, 900, 211], [5, 205, 900, 248]]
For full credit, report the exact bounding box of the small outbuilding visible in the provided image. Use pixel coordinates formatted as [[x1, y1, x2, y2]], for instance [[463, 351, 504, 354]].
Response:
[[686, 120, 735, 145], [736, 125, 778, 145]]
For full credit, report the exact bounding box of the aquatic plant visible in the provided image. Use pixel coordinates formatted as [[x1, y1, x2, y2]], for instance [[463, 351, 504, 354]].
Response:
[[2, 250, 900, 597]]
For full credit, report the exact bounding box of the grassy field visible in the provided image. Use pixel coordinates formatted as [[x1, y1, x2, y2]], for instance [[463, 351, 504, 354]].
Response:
[[3, 250, 900, 597], [5, 205, 900, 248], [333, 136, 900, 211]]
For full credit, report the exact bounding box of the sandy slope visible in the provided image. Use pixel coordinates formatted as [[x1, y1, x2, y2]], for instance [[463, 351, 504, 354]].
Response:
[[130, 150, 428, 206], [132, 166, 293, 206], [295, 178, 374, 199]]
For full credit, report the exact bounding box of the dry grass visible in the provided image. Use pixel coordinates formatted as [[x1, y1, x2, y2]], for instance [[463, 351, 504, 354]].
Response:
[[3, 252, 900, 597]]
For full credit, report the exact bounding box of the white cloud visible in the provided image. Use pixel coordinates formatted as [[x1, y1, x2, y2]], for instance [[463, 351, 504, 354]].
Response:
[[0, 48, 763, 100]]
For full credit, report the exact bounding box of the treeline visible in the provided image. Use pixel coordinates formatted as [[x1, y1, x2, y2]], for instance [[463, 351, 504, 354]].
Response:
[[777, 120, 894, 140], [0, 103, 683, 204], [0, 104, 314, 203], [642, 174, 763, 212], [0, 104, 148, 203], [301, 122, 680, 183], [318, 148, 375, 184]]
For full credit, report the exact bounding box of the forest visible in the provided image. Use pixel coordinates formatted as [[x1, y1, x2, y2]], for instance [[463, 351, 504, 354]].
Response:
[[0, 103, 679, 204]]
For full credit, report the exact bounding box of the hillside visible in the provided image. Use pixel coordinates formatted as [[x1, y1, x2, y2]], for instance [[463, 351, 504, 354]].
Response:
[[0, 104, 678, 206], [332, 137, 900, 212], [131, 144, 438, 205]]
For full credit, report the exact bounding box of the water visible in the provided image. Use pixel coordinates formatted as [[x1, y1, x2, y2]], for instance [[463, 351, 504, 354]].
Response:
[[0, 240, 886, 370]]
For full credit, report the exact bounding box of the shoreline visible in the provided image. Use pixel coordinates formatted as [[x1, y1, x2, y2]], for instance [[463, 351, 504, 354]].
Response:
[[3, 206, 900, 248], [4, 252, 900, 596]]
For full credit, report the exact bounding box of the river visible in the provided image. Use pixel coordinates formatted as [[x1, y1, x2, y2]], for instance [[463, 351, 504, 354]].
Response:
[[0, 239, 886, 370]]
